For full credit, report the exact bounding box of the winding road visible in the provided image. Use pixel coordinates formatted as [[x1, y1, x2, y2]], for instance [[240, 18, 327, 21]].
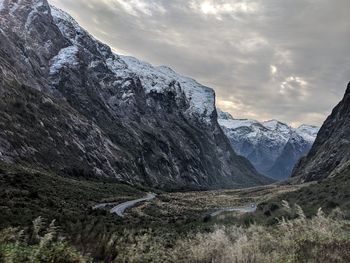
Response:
[[95, 193, 255, 219], [95, 193, 156, 218]]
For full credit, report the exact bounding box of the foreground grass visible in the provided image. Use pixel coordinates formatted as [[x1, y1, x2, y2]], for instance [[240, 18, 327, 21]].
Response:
[[0, 217, 87, 263], [179, 204, 350, 263], [1, 204, 350, 262]]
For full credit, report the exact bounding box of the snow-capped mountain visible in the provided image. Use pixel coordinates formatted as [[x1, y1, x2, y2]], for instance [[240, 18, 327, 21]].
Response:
[[218, 110, 319, 180], [0, 0, 272, 190]]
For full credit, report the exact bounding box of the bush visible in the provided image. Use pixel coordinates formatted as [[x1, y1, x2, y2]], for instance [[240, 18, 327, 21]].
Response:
[[0, 217, 88, 263], [172, 202, 350, 263]]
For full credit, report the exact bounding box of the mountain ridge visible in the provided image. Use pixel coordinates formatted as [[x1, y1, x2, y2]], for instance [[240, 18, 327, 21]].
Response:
[[217, 109, 319, 180], [292, 82, 350, 181], [0, 0, 272, 189]]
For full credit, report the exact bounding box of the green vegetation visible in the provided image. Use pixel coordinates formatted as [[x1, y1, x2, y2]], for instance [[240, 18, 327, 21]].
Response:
[[237, 171, 350, 226], [175, 204, 350, 262], [0, 162, 146, 260], [1, 162, 350, 262], [0, 217, 87, 263]]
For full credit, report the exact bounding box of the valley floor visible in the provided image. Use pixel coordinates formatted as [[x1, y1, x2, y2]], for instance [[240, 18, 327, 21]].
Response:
[[1, 162, 350, 262]]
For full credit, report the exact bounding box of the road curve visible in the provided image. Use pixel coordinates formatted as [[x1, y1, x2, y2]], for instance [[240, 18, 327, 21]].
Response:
[[210, 204, 257, 217], [109, 193, 156, 217]]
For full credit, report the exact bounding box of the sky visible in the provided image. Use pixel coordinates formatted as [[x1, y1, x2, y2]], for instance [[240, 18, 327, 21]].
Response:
[[49, 0, 350, 127]]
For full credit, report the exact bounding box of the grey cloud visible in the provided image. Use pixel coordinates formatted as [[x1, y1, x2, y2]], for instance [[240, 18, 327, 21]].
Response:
[[49, 0, 350, 126]]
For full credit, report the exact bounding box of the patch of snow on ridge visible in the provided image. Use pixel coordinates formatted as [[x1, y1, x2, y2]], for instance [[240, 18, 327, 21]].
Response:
[[296, 124, 319, 143], [24, 0, 47, 30], [218, 118, 260, 130], [50, 46, 79, 74], [50, 5, 87, 45], [217, 109, 234, 120], [0, 0, 5, 11], [262, 119, 291, 134], [121, 56, 215, 121], [49, 3, 215, 122]]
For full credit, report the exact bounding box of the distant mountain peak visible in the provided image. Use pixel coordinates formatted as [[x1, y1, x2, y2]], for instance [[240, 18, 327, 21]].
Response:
[[217, 109, 319, 180]]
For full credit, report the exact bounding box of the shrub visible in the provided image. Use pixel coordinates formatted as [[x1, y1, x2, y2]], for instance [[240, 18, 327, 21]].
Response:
[[172, 202, 350, 263], [0, 217, 88, 263]]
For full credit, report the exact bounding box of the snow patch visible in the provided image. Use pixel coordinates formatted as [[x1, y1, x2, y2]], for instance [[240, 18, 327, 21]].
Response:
[[50, 46, 79, 74], [218, 118, 260, 130], [0, 0, 5, 11], [121, 56, 215, 121], [262, 119, 291, 135], [50, 5, 82, 34], [25, 0, 46, 30], [296, 124, 319, 143]]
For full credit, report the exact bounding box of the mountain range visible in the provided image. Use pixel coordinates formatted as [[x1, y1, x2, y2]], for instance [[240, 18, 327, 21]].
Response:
[[0, 0, 272, 190], [217, 110, 319, 180]]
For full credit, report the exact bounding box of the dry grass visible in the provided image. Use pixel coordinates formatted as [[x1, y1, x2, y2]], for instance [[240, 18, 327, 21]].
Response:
[[112, 203, 350, 263], [173, 203, 350, 263]]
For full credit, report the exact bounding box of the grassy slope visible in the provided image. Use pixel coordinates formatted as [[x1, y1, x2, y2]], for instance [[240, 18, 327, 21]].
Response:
[[235, 171, 350, 226]]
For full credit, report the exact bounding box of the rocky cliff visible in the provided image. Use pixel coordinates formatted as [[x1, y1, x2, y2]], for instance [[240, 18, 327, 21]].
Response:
[[0, 0, 271, 189], [292, 82, 350, 181]]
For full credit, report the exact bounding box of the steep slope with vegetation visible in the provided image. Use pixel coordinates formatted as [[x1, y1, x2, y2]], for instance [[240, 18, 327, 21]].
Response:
[[292, 82, 350, 182]]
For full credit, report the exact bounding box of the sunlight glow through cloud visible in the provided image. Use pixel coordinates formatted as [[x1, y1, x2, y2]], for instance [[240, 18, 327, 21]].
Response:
[[270, 65, 277, 75], [104, 0, 165, 16], [191, 0, 259, 16]]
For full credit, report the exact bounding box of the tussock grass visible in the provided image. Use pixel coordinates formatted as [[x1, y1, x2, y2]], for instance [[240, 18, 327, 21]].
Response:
[[1, 203, 350, 262], [174, 203, 350, 263], [0, 217, 87, 263]]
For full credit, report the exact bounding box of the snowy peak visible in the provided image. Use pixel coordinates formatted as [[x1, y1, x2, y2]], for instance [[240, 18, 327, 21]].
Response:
[[218, 118, 260, 130], [50, 5, 215, 123], [121, 56, 215, 122], [262, 120, 291, 134], [296, 124, 319, 143], [218, 110, 319, 180], [217, 109, 234, 120]]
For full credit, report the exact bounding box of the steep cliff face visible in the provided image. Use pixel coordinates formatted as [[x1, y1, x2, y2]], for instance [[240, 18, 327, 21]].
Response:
[[292, 83, 350, 182], [0, 0, 271, 189], [218, 110, 318, 180]]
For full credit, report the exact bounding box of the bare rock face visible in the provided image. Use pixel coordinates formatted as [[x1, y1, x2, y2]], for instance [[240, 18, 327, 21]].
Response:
[[292, 82, 350, 182], [0, 0, 271, 189]]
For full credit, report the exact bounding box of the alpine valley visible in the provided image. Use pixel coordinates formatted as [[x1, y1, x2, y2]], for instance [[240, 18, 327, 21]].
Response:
[[0, 1, 349, 262]]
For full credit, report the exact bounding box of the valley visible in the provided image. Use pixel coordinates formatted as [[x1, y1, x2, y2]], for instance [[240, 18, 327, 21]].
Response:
[[1, 161, 349, 262], [0, 0, 349, 262]]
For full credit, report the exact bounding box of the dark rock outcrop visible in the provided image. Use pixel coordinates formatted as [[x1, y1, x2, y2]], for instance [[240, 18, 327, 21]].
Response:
[[0, 0, 271, 189], [292, 82, 350, 182]]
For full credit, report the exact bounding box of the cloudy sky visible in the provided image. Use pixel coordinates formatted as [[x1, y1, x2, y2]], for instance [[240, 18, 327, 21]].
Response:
[[49, 0, 350, 126]]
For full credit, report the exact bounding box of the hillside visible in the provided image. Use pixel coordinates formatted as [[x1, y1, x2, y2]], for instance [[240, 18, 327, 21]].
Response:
[[292, 82, 350, 181], [0, 0, 271, 189]]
